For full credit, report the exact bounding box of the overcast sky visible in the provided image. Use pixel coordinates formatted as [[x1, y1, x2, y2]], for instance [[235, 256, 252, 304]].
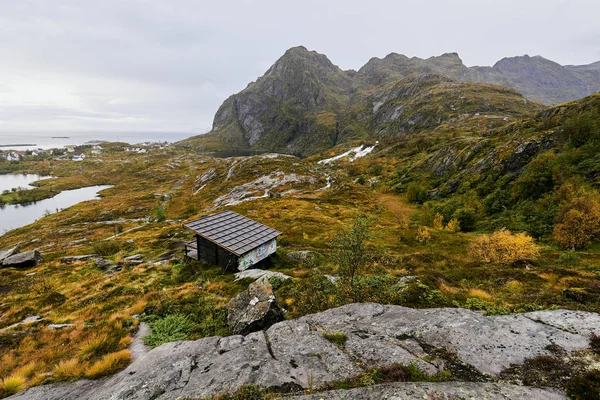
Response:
[[0, 0, 598, 133]]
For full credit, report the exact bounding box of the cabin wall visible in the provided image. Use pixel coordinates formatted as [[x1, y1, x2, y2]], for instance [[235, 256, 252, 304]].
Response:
[[196, 235, 237, 270], [237, 239, 277, 271]]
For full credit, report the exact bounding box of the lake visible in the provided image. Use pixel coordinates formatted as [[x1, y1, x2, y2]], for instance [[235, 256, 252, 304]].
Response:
[[0, 174, 53, 193], [0, 177, 112, 234]]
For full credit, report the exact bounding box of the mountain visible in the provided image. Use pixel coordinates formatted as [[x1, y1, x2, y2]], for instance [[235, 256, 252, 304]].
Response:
[[178, 47, 599, 156]]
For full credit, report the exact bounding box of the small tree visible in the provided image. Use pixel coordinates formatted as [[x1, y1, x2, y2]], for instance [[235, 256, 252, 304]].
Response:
[[553, 193, 600, 250], [331, 215, 373, 287]]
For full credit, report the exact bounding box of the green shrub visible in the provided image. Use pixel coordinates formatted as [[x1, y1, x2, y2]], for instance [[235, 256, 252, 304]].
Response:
[[143, 314, 194, 347], [406, 183, 428, 204], [453, 208, 477, 232], [558, 251, 581, 267]]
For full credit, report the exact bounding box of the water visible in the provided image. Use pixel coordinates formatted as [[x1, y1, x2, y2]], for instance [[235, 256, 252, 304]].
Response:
[[0, 131, 194, 151], [0, 174, 53, 193], [0, 184, 112, 234]]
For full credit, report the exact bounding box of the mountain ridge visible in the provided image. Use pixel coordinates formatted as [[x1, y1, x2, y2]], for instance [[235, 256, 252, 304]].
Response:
[[178, 46, 599, 155]]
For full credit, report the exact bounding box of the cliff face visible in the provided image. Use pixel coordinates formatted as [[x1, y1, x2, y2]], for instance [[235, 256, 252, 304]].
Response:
[[179, 47, 599, 156], [206, 46, 354, 155]]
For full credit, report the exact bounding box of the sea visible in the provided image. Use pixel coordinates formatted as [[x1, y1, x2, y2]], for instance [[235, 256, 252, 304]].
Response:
[[0, 130, 194, 151]]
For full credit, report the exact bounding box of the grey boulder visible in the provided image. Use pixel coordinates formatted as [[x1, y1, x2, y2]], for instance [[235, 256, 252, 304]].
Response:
[[225, 280, 284, 335], [2, 250, 42, 268], [0, 247, 19, 264]]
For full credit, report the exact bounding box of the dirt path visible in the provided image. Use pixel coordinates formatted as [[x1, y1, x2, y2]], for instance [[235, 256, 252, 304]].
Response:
[[376, 193, 416, 223], [129, 322, 150, 361]]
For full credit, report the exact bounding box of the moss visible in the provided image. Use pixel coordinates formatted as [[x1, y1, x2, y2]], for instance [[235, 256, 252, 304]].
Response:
[[321, 332, 348, 347]]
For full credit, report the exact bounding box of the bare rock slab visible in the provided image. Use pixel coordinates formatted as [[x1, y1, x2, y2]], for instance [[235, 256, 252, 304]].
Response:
[[8, 304, 600, 400]]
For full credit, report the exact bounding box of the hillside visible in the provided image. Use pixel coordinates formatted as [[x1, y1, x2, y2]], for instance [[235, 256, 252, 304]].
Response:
[[2, 92, 600, 398]]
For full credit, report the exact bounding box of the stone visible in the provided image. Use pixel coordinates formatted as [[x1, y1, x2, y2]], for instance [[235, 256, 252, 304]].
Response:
[[225, 281, 284, 335], [48, 324, 74, 330], [60, 255, 95, 264], [1, 250, 42, 268], [0, 247, 19, 264], [94, 257, 113, 270], [234, 268, 290, 284], [118, 254, 144, 267], [286, 250, 316, 262]]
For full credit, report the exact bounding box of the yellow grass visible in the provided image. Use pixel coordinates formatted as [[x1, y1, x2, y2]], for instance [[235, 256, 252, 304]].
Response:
[[467, 288, 493, 301], [0, 374, 27, 395], [85, 350, 131, 379], [53, 358, 82, 380]]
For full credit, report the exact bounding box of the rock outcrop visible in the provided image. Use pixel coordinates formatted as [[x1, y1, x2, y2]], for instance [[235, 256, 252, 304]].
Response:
[[1, 250, 42, 268], [9, 303, 600, 400], [225, 280, 284, 335], [0, 247, 19, 264]]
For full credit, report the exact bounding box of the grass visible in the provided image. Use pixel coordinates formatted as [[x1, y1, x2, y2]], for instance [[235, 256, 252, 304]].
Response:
[[53, 359, 83, 381], [0, 374, 26, 396], [85, 350, 131, 379], [143, 314, 194, 348]]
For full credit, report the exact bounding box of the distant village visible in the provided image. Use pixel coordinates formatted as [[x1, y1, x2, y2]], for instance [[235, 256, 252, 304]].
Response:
[[0, 141, 168, 163]]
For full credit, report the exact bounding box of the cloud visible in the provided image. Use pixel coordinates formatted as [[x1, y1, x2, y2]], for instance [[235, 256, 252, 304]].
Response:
[[0, 0, 598, 132]]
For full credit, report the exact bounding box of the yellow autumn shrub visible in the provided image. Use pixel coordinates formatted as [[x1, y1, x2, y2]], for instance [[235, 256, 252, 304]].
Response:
[[469, 230, 540, 263]]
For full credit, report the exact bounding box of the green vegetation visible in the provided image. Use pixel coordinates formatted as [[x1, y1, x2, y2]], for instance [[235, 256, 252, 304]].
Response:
[[321, 331, 348, 347], [143, 315, 194, 348]]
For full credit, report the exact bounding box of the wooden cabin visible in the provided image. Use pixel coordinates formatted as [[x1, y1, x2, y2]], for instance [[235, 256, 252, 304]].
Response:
[[183, 211, 281, 271]]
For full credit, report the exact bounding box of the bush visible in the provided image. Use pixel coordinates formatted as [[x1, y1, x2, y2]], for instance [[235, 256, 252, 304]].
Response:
[[143, 314, 194, 348], [469, 230, 540, 264], [91, 241, 122, 256], [453, 208, 477, 232], [406, 183, 428, 204]]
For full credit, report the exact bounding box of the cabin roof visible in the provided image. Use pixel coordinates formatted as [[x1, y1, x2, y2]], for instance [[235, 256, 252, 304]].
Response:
[[183, 211, 281, 256]]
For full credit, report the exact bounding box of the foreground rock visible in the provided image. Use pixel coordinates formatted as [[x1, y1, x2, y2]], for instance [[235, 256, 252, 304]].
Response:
[[9, 304, 600, 400], [1, 250, 42, 268], [225, 280, 284, 335], [289, 382, 565, 400]]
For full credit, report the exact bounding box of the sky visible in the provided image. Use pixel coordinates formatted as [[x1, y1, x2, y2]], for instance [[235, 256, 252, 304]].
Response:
[[0, 0, 599, 134]]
